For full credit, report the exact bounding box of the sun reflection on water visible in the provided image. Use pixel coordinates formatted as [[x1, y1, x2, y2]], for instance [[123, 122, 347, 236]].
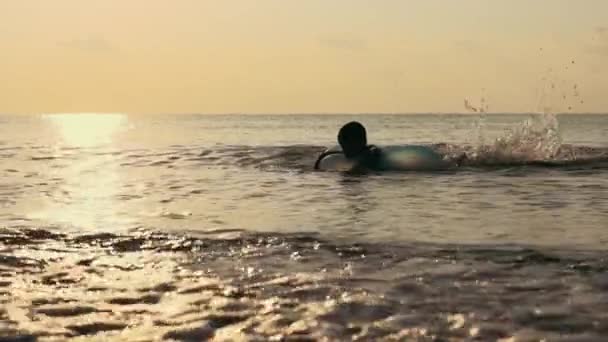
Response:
[[43, 113, 128, 147], [34, 114, 131, 231]]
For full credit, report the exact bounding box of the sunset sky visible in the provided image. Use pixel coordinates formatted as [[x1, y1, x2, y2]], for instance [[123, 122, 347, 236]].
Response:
[[1, 0, 607, 114]]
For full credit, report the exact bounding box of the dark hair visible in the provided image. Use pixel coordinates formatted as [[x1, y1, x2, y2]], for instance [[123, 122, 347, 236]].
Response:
[[338, 121, 367, 158]]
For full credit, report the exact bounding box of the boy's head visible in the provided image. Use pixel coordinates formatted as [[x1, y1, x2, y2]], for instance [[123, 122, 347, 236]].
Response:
[[338, 121, 367, 158]]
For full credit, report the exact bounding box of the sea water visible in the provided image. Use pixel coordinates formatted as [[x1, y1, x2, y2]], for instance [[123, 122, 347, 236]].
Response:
[[1, 113, 607, 340]]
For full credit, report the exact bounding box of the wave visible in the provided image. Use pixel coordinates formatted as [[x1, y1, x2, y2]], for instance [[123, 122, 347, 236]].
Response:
[[12, 140, 608, 172], [203, 113, 608, 171], [9, 113, 608, 172], [184, 142, 608, 172], [37, 141, 600, 172]]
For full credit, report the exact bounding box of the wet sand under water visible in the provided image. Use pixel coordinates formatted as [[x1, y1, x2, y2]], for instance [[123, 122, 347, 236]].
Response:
[[2, 228, 608, 341]]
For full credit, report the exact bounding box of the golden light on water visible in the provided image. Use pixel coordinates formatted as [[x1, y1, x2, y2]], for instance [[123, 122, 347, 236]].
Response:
[[34, 113, 129, 230], [43, 113, 127, 147]]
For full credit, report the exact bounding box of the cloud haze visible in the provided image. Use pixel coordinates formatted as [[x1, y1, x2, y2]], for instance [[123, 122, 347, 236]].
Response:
[[318, 36, 368, 51], [58, 36, 116, 52], [587, 27, 608, 56]]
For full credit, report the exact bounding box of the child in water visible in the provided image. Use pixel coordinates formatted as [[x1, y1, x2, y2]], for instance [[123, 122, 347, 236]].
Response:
[[314, 121, 384, 171], [315, 121, 464, 171]]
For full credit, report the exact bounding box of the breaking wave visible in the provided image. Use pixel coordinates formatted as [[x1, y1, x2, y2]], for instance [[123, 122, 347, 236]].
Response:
[[176, 114, 606, 171]]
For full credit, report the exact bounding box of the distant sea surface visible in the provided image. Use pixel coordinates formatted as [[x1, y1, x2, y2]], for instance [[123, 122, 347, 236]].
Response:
[[1, 113, 608, 340]]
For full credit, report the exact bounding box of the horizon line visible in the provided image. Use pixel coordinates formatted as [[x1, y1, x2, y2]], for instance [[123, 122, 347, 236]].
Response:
[[2, 111, 608, 116]]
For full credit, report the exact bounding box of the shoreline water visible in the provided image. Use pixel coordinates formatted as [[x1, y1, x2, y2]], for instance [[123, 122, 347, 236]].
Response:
[[2, 227, 608, 340]]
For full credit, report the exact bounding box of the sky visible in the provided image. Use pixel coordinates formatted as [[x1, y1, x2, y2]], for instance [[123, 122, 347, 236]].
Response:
[[0, 0, 607, 114]]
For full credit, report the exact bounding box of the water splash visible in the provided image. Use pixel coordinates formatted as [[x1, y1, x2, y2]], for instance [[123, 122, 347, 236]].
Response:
[[469, 113, 562, 164], [464, 91, 490, 150]]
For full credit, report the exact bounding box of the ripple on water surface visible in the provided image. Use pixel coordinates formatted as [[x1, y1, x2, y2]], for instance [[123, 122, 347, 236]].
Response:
[[1, 227, 608, 341]]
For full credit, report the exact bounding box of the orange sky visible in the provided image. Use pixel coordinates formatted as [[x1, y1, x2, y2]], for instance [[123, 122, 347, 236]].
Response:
[[1, 0, 607, 114]]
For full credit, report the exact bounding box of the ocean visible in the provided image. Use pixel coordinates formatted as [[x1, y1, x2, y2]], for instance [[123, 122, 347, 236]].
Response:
[[1, 113, 608, 340]]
